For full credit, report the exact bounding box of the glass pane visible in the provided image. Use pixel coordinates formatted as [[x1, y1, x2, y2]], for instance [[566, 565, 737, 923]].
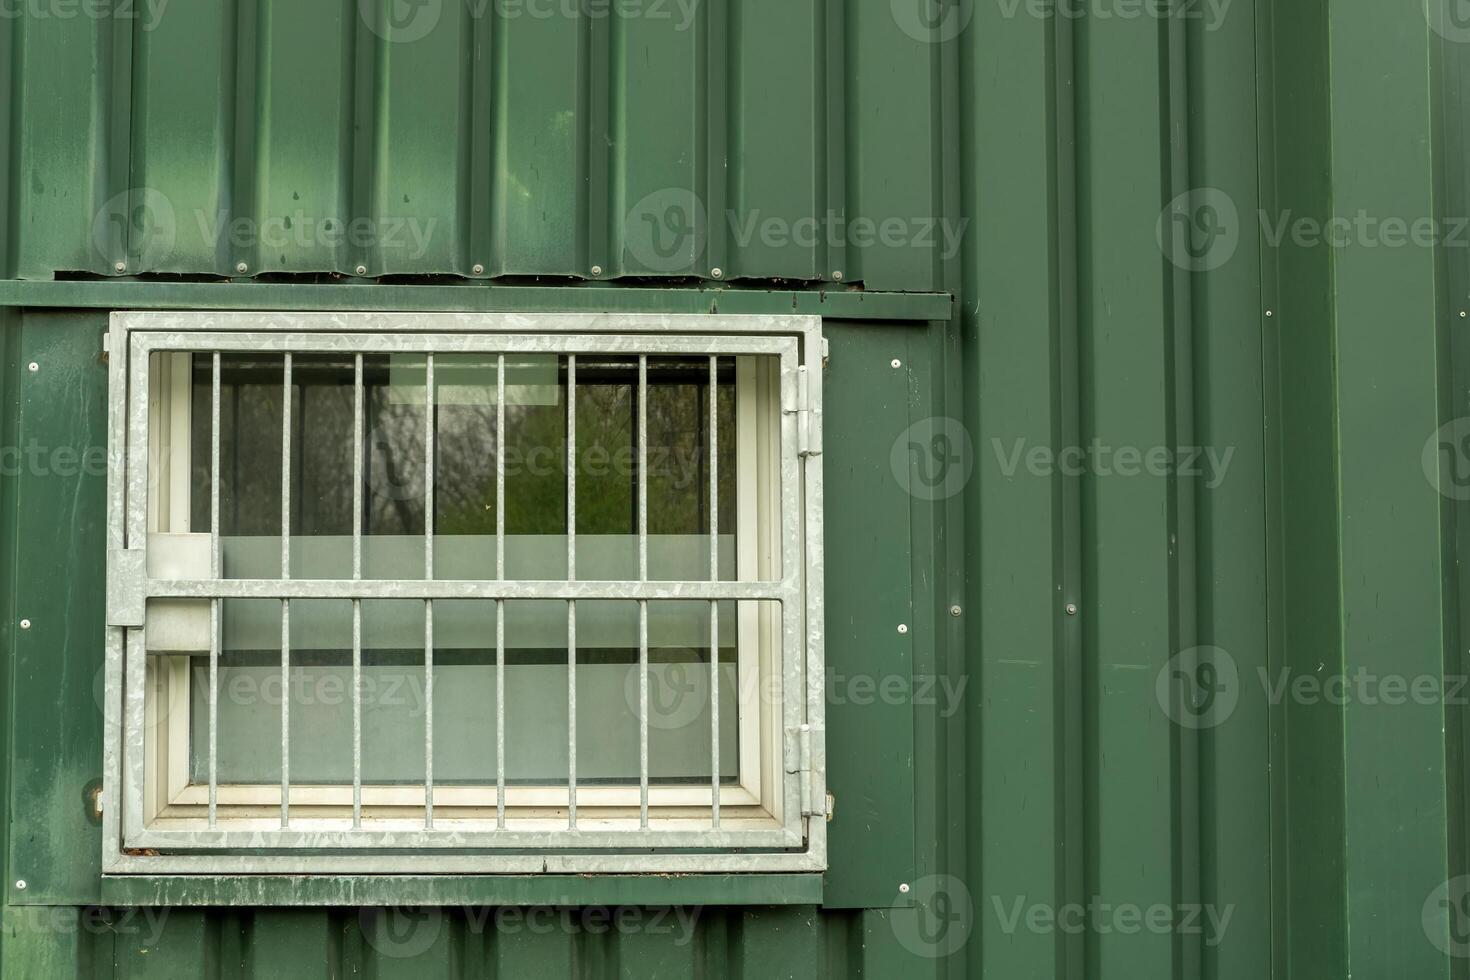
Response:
[[429, 600, 499, 782], [502, 600, 568, 783], [502, 355, 567, 580], [289, 357, 355, 579], [190, 597, 283, 785], [192, 350, 753, 585], [364, 355, 427, 579], [573, 600, 640, 782], [359, 599, 428, 784], [645, 356, 737, 581], [645, 600, 738, 784], [192, 353, 433, 581]]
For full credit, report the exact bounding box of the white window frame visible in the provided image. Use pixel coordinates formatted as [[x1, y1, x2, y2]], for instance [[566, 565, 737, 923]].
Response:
[[102, 312, 827, 876]]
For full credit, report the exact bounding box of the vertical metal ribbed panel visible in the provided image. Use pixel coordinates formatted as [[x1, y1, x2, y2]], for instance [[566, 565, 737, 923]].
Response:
[[5, 0, 950, 291]]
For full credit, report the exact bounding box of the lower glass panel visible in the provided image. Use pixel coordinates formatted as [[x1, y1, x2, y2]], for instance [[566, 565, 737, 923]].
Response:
[[186, 599, 742, 788]]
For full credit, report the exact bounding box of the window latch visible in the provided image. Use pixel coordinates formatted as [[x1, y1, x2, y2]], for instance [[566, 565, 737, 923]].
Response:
[[106, 549, 147, 628]]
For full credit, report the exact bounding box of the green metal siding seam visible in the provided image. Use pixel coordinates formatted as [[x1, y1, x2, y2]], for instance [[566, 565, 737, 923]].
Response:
[[1268, 0, 1347, 973], [0, 280, 953, 320], [1254, 0, 1288, 974], [1162, 8, 1201, 980], [0, 312, 19, 971], [1436, 33, 1470, 980], [1050, 8, 1087, 978], [0, 13, 16, 281]]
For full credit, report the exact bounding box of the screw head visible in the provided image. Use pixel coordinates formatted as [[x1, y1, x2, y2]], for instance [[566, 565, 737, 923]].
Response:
[[472, 263, 485, 276], [235, 262, 249, 275], [897, 623, 909, 635], [898, 882, 910, 894], [114, 261, 127, 274], [711, 268, 724, 280], [1461, 311, 1467, 320], [1265, 309, 1274, 318], [833, 271, 844, 281], [950, 605, 963, 618], [19, 619, 31, 630], [590, 265, 603, 277], [1064, 603, 1079, 616], [354, 265, 368, 276], [27, 362, 38, 373], [891, 358, 902, 369], [14, 880, 25, 891]]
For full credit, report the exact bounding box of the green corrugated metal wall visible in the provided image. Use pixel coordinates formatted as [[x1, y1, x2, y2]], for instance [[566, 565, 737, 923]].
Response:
[[1, 0, 1468, 976]]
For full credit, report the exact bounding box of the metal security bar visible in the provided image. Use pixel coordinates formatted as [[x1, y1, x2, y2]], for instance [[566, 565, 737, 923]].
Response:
[[104, 314, 827, 874]]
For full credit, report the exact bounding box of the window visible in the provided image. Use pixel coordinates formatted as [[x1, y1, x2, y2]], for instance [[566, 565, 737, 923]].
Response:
[[103, 313, 826, 875]]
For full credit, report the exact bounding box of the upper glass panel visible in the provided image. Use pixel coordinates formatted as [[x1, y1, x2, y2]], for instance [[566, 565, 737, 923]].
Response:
[[185, 353, 749, 582]]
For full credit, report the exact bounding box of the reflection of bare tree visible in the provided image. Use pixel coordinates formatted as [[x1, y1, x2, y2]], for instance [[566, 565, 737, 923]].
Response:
[[195, 354, 739, 540]]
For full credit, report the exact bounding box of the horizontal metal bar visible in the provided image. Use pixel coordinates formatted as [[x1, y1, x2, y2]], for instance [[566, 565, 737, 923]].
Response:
[[126, 826, 803, 852], [98, 873, 826, 908], [102, 847, 826, 877], [1, 280, 951, 321], [144, 578, 796, 602], [131, 330, 796, 359]]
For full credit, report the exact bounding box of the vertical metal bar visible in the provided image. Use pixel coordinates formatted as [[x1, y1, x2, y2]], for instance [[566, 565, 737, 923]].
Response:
[[638, 355, 649, 828], [425, 353, 435, 579], [566, 354, 577, 828], [208, 353, 221, 827], [496, 599, 506, 830], [709, 356, 720, 827], [567, 599, 577, 829], [425, 599, 434, 827], [353, 354, 364, 579], [567, 353, 576, 581], [496, 354, 506, 580], [496, 354, 506, 829], [424, 354, 435, 827], [639, 355, 648, 582], [352, 354, 363, 828], [280, 353, 292, 828], [352, 599, 362, 829], [281, 354, 292, 581]]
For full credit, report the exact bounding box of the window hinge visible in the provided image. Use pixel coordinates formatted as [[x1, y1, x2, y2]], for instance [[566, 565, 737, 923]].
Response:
[[107, 548, 147, 628], [790, 365, 822, 458], [786, 724, 827, 818]]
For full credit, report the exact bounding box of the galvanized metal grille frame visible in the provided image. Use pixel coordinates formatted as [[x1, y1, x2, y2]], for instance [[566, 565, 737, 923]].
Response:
[[102, 312, 826, 876]]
